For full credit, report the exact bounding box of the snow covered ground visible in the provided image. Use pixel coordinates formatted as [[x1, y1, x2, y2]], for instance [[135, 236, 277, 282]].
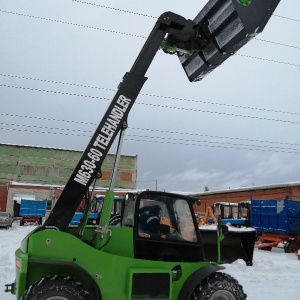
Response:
[[1, 221, 299, 299]]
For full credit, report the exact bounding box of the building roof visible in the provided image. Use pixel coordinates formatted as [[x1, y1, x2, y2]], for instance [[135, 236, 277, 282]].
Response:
[[9, 181, 142, 194], [190, 181, 300, 197], [0, 143, 137, 158]]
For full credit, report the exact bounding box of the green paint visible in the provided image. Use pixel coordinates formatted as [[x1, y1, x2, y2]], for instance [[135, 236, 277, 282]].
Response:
[[14, 224, 216, 299], [236, 0, 252, 6], [160, 40, 177, 53], [0, 144, 137, 188]]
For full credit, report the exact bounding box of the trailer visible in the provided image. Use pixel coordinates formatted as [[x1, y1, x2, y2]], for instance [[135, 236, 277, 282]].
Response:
[[70, 195, 124, 225], [251, 198, 300, 253], [19, 199, 47, 226]]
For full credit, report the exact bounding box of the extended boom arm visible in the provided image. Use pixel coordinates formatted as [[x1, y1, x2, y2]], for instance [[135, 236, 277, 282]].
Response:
[[44, 0, 280, 232], [43, 12, 199, 231]]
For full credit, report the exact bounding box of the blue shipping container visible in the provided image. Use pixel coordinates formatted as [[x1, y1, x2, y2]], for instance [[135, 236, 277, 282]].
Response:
[[251, 199, 300, 234]]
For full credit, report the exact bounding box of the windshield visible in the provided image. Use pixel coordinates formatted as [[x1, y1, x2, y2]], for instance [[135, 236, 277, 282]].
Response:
[[138, 193, 198, 243]]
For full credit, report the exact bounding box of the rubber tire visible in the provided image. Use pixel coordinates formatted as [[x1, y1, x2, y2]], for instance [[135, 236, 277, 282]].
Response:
[[21, 275, 90, 300], [285, 240, 299, 254], [189, 272, 246, 300]]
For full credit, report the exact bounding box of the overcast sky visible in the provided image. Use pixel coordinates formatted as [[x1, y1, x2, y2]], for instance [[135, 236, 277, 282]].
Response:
[[0, 0, 299, 193]]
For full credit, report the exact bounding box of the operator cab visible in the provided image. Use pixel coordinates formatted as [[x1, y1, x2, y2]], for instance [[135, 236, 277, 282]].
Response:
[[122, 191, 204, 262]]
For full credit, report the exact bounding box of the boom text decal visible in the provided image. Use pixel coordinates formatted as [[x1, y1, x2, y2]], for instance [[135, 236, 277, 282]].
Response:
[[74, 95, 131, 186]]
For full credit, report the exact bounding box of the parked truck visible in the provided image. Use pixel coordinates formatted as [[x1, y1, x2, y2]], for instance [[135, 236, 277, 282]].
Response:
[[5, 0, 280, 299], [208, 201, 251, 227], [19, 199, 47, 226], [251, 198, 300, 253]]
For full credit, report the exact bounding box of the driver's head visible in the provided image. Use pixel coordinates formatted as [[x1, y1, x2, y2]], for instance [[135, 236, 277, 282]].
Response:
[[152, 205, 162, 216]]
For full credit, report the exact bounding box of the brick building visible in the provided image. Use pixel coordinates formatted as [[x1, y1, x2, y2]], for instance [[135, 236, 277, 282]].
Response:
[[190, 182, 300, 216], [0, 143, 137, 214]]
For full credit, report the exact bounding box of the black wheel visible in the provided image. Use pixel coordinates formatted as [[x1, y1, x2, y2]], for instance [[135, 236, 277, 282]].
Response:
[[21, 275, 90, 300], [285, 240, 299, 253], [190, 272, 246, 300]]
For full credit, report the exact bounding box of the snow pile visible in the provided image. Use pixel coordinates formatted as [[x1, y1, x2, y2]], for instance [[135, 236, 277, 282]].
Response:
[[223, 250, 299, 299], [1, 222, 300, 299], [0, 223, 33, 300]]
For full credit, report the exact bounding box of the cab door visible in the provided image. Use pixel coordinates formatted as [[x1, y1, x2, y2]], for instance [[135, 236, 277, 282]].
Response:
[[133, 191, 204, 262]]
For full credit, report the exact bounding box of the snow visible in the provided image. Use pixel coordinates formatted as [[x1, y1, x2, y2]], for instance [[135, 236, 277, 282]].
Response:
[[199, 224, 256, 232], [1, 222, 300, 299]]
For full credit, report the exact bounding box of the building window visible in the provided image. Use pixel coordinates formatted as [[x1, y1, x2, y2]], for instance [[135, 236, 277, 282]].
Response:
[[22, 165, 34, 176], [48, 167, 59, 177], [36, 166, 46, 176]]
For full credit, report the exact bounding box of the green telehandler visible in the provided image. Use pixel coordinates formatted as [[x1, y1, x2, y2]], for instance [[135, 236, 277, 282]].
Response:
[[5, 0, 280, 299]]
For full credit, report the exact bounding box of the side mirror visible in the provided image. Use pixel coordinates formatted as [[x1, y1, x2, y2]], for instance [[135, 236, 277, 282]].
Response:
[[178, 0, 280, 81]]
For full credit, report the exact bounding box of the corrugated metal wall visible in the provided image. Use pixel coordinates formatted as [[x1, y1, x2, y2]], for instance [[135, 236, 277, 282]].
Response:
[[0, 143, 137, 188], [0, 143, 137, 211]]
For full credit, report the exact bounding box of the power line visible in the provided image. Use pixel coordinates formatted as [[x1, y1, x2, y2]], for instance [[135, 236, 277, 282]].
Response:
[[1, 73, 299, 116], [255, 38, 300, 50], [71, 0, 156, 19], [1, 125, 299, 154], [68, 1, 300, 52], [0, 122, 92, 135], [127, 134, 300, 153], [1, 84, 299, 125], [0, 10, 145, 39], [236, 53, 300, 67], [133, 127, 300, 147], [0, 73, 114, 93], [1, 114, 299, 146], [124, 137, 299, 154], [138, 101, 300, 125], [71, 0, 300, 23], [2, 119, 300, 147], [0, 9, 299, 56], [273, 14, 300, 22], [0, 83, 107, 100], [0, 112, 95, 126]]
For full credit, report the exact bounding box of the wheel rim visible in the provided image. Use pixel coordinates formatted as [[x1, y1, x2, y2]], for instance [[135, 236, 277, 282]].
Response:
[[208, 290, 237, 300]]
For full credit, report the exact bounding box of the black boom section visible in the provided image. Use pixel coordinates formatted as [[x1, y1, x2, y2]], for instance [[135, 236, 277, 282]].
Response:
[[43, 12, 198, 231], [43, 73, 147, 231], [177, 0, 281, 81]]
